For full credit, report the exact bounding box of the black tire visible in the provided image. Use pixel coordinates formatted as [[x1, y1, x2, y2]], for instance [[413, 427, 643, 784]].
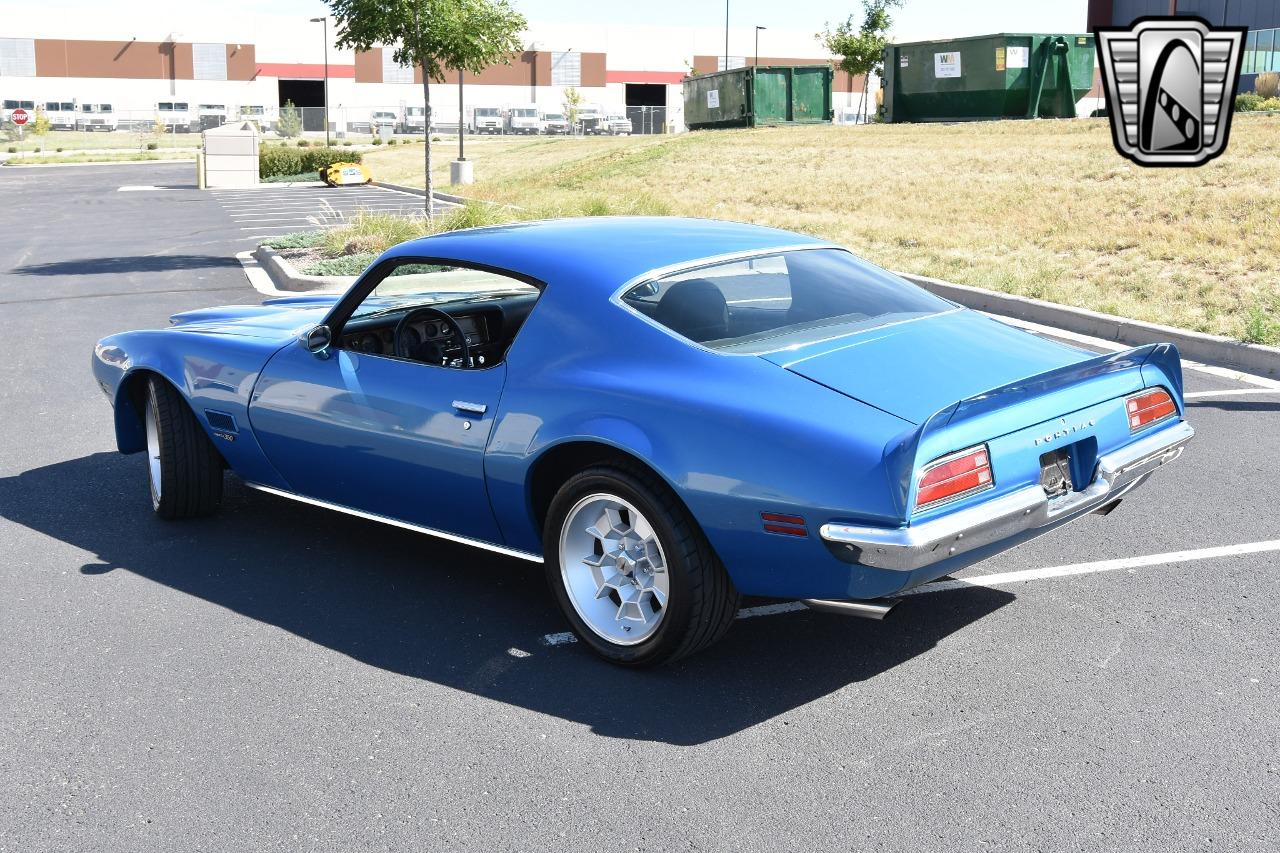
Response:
[[144, 376, 224, 519], [543, 463, 740, 666]]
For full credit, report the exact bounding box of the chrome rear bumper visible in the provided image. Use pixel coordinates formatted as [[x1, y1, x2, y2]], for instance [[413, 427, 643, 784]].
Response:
[[820, 420, 1194, 572]]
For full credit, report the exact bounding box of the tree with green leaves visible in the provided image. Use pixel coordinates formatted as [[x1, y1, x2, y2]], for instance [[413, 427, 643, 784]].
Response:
[[818, 0, 903, 122], [30, 107, 52, 151], [327, 0, 527, 217], [277, 100, 303, 138], [562, 87, 583, 136]]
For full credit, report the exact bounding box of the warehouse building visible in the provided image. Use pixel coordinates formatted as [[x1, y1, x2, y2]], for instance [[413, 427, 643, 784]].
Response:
[[1087, 0, 1280, 90], [0, 9, 865, 135]]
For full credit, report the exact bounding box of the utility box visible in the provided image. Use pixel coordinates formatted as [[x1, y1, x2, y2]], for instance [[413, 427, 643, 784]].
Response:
[[201, 120, 260, 188], [684, 65, 834, 130], [881, 33, 1096, 123]]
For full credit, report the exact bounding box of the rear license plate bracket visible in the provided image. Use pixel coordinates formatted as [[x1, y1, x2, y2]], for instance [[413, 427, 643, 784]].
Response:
[[1040, 448, 1073, 498]]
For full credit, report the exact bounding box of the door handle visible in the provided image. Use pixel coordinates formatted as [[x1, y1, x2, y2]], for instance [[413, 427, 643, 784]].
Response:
[[452, 400, 487, 416]]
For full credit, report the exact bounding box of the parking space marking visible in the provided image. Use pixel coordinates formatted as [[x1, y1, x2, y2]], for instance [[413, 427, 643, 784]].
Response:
[[1184, 388, 1280, 399], [909, 539, 1280, 594], [536, 540, 1280, 648]]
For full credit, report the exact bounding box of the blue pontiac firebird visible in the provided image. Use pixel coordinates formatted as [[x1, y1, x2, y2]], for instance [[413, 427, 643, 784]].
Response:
[[92, 217, 1193, 665]]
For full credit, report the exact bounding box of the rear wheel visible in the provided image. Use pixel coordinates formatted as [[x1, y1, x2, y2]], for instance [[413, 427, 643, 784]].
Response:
[[144, 376, 224, 519], [544, 464, 739, 666]]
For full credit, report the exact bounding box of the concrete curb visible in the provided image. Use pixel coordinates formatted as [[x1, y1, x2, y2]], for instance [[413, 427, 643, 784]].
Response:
[[897, 272, 1280, 379], [252, 246, 353, 293], [373, 181, 468, 205]]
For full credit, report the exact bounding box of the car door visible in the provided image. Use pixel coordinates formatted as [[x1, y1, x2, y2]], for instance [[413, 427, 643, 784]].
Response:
[[248, 340, 507, 544]]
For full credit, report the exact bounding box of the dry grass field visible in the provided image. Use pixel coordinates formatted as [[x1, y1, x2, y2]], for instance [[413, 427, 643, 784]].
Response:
[[364, 116, 1280, 342]]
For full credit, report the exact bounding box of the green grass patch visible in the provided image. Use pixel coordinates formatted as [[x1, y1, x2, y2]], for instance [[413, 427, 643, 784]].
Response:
[[6, 150, 194, 165], [303, 253, 378, 276], [261, 231, 325, 249]]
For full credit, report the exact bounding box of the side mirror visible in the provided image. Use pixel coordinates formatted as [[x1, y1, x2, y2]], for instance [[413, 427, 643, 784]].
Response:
[[303, 324, 332, 356]]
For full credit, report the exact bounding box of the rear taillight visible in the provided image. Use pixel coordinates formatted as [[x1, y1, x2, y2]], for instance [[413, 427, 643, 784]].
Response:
[[915, 444, 993, 511], [1126, 388, 1177, 432]]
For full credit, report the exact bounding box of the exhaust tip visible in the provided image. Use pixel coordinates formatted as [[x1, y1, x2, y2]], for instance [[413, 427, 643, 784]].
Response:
[[800, 598, 900, 621]]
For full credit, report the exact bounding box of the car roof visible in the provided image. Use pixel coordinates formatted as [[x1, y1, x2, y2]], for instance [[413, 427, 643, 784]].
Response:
[[383, 216, 827, 292]]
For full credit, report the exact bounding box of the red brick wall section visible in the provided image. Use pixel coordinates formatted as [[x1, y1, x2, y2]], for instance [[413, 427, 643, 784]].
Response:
[[32, 39, 226, 80], [354, 48, 383, 83], [226, 43, 256, 82]]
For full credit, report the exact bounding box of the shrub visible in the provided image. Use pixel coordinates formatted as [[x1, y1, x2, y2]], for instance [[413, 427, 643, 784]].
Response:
[[372, 137, 383, 145], [320, 210, 431, 257], [1234, 93, 1264, 112], [1260, 97, 1280, 112], [299, 147, 361, 173], [388, 138, 398, 145], [296, 139, 311, 147], [146, 142, 158, 150], [1256, 71, 1280, 100], [259, 145, 303, 179], [342, 140, 353, 146], [1243, 304, 1280, 345], [432, 135, 442, 142], [6, 146, 15, 153], [56, 147, 63, 152]]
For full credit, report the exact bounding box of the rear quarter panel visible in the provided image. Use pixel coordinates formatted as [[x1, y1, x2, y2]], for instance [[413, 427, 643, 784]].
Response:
[[484, 283, 919, 598]]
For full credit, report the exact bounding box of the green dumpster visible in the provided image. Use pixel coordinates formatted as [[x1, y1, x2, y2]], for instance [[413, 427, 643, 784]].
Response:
[[880, 33, 1096, 123], [684, 65, 834, 130]]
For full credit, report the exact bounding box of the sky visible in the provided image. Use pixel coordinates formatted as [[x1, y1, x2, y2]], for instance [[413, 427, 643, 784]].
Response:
[[34, 0, 1092, 42], [517, 0, 1090, 41]]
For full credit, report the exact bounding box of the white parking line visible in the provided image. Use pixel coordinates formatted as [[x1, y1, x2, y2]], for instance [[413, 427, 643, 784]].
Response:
[[911, 539, 1280, 594], [1184, 388, 1280, 399], [535, 539, 1280, 648]]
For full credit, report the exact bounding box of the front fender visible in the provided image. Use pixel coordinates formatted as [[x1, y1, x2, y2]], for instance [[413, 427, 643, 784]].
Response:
[[90, 329, 292, 489]]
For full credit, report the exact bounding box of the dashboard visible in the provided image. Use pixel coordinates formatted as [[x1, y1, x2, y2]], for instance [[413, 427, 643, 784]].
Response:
[[335, 293, 539, 368], [342, 314, 488, 357]]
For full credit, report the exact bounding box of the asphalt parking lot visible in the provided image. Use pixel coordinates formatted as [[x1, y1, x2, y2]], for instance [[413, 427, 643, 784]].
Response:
[[208, 182, 445, 243], [1, 162, 1277, 852]]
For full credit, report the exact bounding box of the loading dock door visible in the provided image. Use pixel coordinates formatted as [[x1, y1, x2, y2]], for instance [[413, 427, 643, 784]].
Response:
[[278, 79, 326, 132], [624, 83, 667, 134]]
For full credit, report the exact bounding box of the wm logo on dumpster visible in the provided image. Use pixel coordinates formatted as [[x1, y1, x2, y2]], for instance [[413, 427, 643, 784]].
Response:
[[1095, 17, 1245, 167]]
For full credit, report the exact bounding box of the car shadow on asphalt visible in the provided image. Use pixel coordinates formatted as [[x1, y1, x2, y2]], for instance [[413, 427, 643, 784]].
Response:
[[1186, 398, 1280, 413], [12, 254, 242, 277], [1, 452, 1014, 746]]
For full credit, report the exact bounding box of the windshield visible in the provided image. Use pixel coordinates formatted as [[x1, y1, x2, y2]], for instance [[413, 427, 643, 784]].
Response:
[[623, 249, 952, 353], [407, 108, 424, 115], [351, 264, 538, 319], [475, 108, 499, 117], [513, 109, 537, 117], [543, 113, 564, 120]]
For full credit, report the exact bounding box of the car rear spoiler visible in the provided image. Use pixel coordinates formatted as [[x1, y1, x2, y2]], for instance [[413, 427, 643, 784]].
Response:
[[882, 342, 1184, 516]]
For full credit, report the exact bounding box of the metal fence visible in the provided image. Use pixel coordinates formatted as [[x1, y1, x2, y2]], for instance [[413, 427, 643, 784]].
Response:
[[0, 103, 674, 152]]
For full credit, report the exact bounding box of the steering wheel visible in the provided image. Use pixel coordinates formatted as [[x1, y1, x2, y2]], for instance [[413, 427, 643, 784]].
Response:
[[394, 306, 472, 367]]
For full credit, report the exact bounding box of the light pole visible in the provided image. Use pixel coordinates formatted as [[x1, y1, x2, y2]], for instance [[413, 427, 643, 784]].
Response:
[[458, 68, 465, 161], [309, 17, 330, 146], [755, 26, 766, 67], [724, 0, 730, 71]]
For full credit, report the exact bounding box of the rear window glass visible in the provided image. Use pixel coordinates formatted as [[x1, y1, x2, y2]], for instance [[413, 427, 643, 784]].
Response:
[[622, 249, 952, 353]]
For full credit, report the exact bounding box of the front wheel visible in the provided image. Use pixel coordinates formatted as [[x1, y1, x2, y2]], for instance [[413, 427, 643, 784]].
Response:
[[144, 376, 224, 519], [544, 464, 739, 666]]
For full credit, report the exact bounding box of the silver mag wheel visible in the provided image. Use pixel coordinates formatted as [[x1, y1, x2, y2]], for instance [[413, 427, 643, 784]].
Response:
[[145, 392, 163, 508], [558, 493, 670, 645]]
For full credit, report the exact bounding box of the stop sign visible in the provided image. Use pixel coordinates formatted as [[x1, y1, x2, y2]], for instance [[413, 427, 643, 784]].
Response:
[[11, 108, 28, 125]]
